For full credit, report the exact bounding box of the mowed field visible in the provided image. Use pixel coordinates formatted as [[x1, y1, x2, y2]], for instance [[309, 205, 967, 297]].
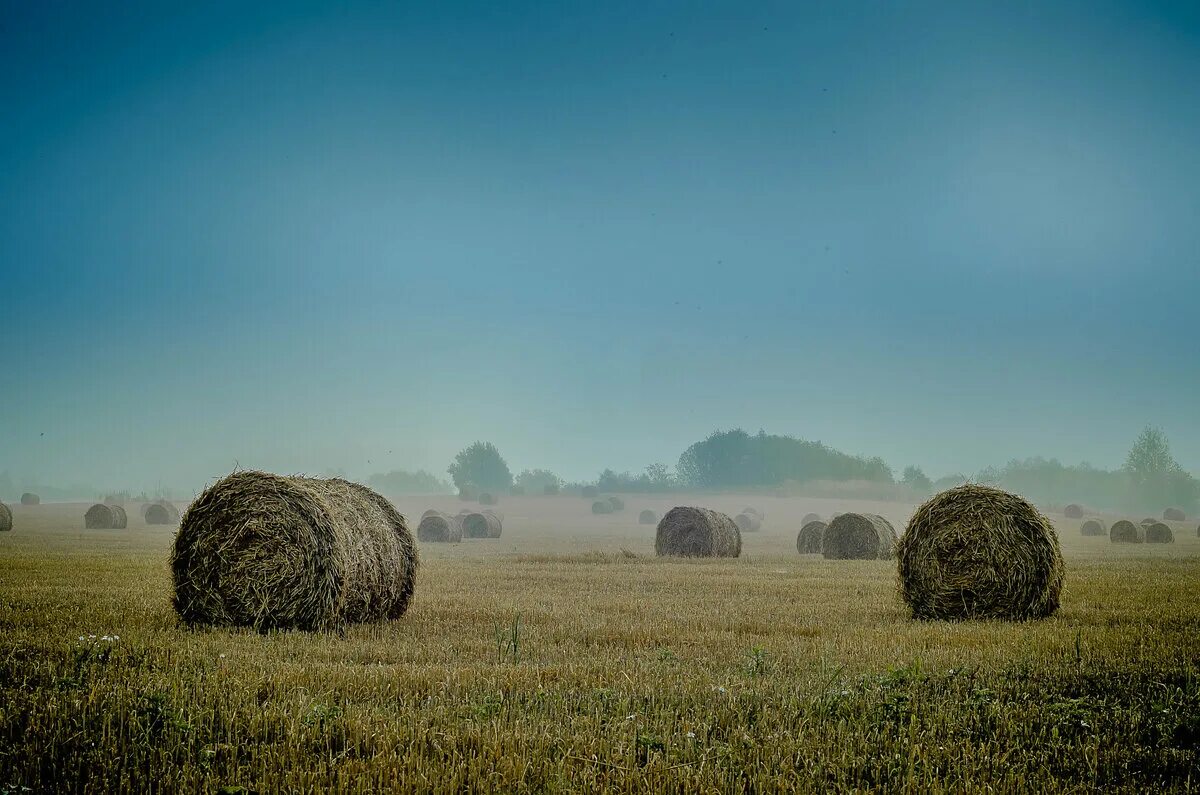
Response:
[[1, 495, 1198, 793]]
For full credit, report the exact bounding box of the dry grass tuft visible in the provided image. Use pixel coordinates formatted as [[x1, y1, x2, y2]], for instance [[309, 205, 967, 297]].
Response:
[[655, 507, 741, 557], [796, 520, 825, 554], [170, 470, 417, 631], [897, 484, 1064, 621], [822, 513, 897, 560]]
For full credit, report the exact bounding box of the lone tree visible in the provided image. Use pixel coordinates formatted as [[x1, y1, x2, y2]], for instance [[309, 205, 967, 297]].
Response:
[[448, 442, 513, 493], [1124, 426, 1198, 511]]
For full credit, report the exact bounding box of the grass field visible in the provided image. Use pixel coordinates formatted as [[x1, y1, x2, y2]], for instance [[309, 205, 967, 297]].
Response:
[[1, 495, 1198, 793]]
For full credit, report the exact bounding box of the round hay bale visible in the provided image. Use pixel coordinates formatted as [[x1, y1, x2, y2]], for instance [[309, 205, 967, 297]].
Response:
[[734, 511, 762, 533], [741, 506, 763, 519], [802, 512, 821, 526], [1162, 507, 1186, 522], [655, 507, 741, 558], [638, 509, 657, 525], [796, 520, 826, 554], [897, 485, 1064, 621], [419, 509, 441, 522], [581, 485, 599, 498], [1110, 519, 1144, 544], [417, 511, 462, 543], [822, 513, 897, 560], [145, 503, 174, 525], [85, 503, 116, 529], [1145, 522, 1174, 544], [111, 505, 128, 528], [171, 471, 417, 631], [592, 500, 614, 515], [462, 510, 502, 538], [1140, 517, 1157, 526], [1080, 518, 1107, 537], [20, 493, 39, 506], [0, 501, 13, 532], [478, 492, 498, 506], [1063, 504, 1084, 519]]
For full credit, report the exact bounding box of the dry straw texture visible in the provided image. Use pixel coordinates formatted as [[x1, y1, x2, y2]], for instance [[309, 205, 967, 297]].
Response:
[[822, 513, 897, 560], [20, 493, 39, 506], [796, 520, 826, 554], [0, 502, 11, 532], [1063, 504, 1084, 518], [897, 485, 1064, 621], [1163, 507, 1186, 521], [171, 471, 417, 631], [1080, 518, 1107, 537], [655, 507, 741, 558], [638, 509, 657, 525], [1110, 520, 1144, 544], [85, 503, 127, 530], [734, 511, 762, 533], [416, 511, 462, 543], [802, 512, 821, 526], [1145, 522, 1174, 544], [592, 500, 614, 515], [463, 510, 502, 539]]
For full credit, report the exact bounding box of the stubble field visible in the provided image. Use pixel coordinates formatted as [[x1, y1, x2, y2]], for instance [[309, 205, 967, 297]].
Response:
[[1, 495, 1198, 793]]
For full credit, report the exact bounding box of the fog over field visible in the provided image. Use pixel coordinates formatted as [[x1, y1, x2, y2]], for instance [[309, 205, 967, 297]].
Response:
[[1, 1, 1199, 498]]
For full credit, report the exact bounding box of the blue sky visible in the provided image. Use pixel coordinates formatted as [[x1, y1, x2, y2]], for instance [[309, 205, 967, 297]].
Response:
[[1, 0, 1198, 494]]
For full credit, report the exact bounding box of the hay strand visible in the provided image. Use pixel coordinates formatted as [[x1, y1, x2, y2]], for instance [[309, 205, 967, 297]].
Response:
[[821, 513, 897, 560], [897, 485, 1064, 621], [655, 507, 741, 558], [170, 471, 418, 631]]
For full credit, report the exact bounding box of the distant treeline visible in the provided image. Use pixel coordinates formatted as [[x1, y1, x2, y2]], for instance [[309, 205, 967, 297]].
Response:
[[367, 469, 453, 496], [677, 429, 893, 489]]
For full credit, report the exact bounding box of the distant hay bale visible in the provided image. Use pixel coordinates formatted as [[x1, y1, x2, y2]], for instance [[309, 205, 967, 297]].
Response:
[[20, 493, 39, 506], [796, 520, 826, 554], [171, 470, 417, 631], [1063, 504, 1084, 519], [606, 496, 625, 511], [581, 485, 599, 498], [462, 510, 502, 539], [85, 503, 127, 529], [1163, 507, 1186, 521], [0, 502, 11, 532], [592, 500, 614, 515], [1140, 517, 1156, 526], [821, 513, 897, 560], [802, 512, 821, 526], [638, 509, 657, 525], [419, 509, 440, 522], [1080, 518, 1107, 537], [417, 511, 462, 543], [655, 507, 741, 558], [734, 511, 762, 533], [479, 492, 498, 506], [897, 485, 1064, 621], [145, 503, 174, 525], [1110, 520, 1144, 544], [741, 506, 763, 519], [1145, 522, 1174, 544]]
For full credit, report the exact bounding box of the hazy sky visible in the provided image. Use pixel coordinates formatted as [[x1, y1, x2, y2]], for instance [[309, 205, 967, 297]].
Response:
[[2, 0, 1198, 493]]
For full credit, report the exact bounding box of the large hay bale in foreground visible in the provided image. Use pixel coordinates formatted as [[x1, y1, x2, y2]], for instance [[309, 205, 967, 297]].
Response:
[[171, 471, 417, 631], [822, 513, 897, 560], [802, 512, 821, 526], [655, 507, 741, 558], [796, 520, 825, 554], [638, 509, 657, 525], [734, 511, 762, 533], [1163, 507, 1186, 522], [462, 510, 502, 538], [417, 511, 462, 543], [85, 503, 127, 529], [1110, 519, 1144, 544], [897, 485, 1064, 621], [0, 502, 11, 532], [1080, 518, 1107, 537], [592, 500, 613, 515], [20, 493, 39, 506], [1145, 522, 1174, 543], [1063, 504, 1084, 519]]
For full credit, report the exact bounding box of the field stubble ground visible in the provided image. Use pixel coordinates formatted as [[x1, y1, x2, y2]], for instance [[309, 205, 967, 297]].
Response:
[[1, 496, 1198, 792]]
